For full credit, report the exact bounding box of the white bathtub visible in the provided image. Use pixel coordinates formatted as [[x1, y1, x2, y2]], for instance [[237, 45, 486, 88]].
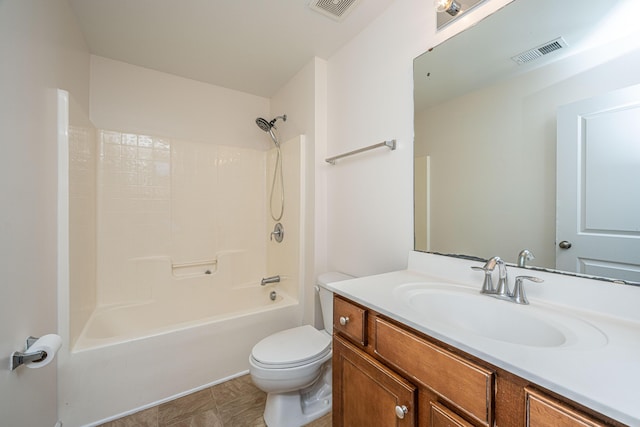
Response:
[[58, 278, 301, 427], [74, 278, 297, 351]]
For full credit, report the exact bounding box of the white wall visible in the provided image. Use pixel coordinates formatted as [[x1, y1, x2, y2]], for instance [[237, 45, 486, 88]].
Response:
[[270, 58, 327, 327], [0, 1, 90, 426], [325, 0, 513, 277], [90, 55, 271, 150]]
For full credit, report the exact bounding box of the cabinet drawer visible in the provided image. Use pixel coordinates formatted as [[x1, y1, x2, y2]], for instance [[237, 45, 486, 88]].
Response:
[[430, 401, 474, 427], [526, 388, 605, 427], [375, 318, 494, 426], [333, 296, 367, 345]]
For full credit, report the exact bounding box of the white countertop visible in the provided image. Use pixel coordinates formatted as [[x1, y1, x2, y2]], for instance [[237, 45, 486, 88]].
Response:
[[326, 252, 640, 426]]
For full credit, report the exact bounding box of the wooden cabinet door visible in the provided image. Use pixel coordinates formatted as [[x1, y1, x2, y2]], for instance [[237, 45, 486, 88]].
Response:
[[333, 335, 417, 427], [526, 388, 605, 427], [375, 318, 493, 426]]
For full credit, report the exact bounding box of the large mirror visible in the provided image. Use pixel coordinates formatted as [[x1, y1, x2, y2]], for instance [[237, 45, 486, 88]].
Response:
[[414, 0, 640, 284]]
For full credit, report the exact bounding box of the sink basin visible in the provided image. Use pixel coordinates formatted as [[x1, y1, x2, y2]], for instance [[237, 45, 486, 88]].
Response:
[[394, 283, 608, 349]]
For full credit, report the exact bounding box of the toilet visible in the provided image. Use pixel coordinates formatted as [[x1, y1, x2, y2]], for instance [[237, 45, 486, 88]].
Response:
[[249, 272, 353, 427]]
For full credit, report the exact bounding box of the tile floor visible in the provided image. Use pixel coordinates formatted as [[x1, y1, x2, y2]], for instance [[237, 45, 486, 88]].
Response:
[[99, 374, 332, 427]]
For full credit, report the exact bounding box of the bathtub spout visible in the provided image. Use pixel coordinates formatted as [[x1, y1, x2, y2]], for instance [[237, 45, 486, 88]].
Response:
[[261, 275, 280, 286]]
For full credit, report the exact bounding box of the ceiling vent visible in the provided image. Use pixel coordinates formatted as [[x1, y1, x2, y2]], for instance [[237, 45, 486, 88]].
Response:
[[309, 0, 361, 22], [511, 37, 568, 65]]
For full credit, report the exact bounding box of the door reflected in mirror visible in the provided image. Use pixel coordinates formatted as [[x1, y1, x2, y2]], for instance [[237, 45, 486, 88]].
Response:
[[413, 0, 640, 284]]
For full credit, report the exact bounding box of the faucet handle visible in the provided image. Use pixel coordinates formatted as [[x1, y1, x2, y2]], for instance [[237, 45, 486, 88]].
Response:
[[270, 223, 284, 242], [471, 266, 495, 294], [512, 275, 544, 305]]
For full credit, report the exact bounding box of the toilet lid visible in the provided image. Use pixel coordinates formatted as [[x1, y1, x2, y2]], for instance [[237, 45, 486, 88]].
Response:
[[252, 325, 331, 368]]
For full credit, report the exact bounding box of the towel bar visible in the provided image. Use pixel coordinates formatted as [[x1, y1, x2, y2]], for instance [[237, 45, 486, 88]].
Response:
[[325, 140, 396, 165]]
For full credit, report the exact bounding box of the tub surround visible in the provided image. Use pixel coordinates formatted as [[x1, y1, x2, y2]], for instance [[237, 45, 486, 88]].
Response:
[[60, 90, 308, 425], [326, 251, 640, 425]]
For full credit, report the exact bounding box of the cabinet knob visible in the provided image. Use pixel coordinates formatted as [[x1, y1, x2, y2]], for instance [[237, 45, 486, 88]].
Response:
[[395, 405, 408, 419], [339, 316, 349, 326]]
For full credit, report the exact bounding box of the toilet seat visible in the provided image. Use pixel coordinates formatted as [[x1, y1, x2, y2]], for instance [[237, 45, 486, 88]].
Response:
[[251, 325, 331, 369]]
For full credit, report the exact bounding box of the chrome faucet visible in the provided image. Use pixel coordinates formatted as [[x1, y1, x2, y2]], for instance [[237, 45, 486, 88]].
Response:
[[261, 275, 280, 286], [471, 256, 508, 296], [517, 249, 535, 268], [471, 257, 543, 304]]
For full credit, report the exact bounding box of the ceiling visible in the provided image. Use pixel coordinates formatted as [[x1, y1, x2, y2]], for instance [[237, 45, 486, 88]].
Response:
[[414, 0, 638, 112], [69, 0, 397, 98]]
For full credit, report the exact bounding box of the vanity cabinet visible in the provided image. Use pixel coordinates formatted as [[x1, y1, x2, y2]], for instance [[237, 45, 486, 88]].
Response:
[[332, 295, 625, 427], [332, 295, 490, 426], [525, 388, 606, 427]]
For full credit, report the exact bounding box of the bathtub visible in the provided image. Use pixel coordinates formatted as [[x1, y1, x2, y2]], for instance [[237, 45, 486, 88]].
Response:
[[58, 277, 301, 427], [74, 277, 297, 351]]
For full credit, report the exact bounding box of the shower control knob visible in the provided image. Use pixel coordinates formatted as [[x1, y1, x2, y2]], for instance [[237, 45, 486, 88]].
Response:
[[395, 405, 408, 419], [339, 316, 349, 326], [270, 223, 284, 243]]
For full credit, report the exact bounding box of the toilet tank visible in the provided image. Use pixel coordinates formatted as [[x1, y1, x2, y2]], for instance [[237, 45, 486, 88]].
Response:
[[317, 272, 354, 334]]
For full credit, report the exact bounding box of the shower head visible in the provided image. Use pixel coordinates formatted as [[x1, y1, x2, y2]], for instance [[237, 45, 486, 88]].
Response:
[[256, 117, 272, 132], [255, 114, 287, 146], [256, 115, 287, 131]]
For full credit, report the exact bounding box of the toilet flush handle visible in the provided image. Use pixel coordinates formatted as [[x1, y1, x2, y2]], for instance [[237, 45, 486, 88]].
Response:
[[339, 316, 349, 326]]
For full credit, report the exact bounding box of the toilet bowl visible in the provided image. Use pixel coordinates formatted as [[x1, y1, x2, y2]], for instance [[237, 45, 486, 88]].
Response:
[[249, 272, 353, 427]]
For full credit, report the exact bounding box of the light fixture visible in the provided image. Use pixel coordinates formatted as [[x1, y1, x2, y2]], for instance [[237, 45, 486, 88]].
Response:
[[435, 0, 461, 16]]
